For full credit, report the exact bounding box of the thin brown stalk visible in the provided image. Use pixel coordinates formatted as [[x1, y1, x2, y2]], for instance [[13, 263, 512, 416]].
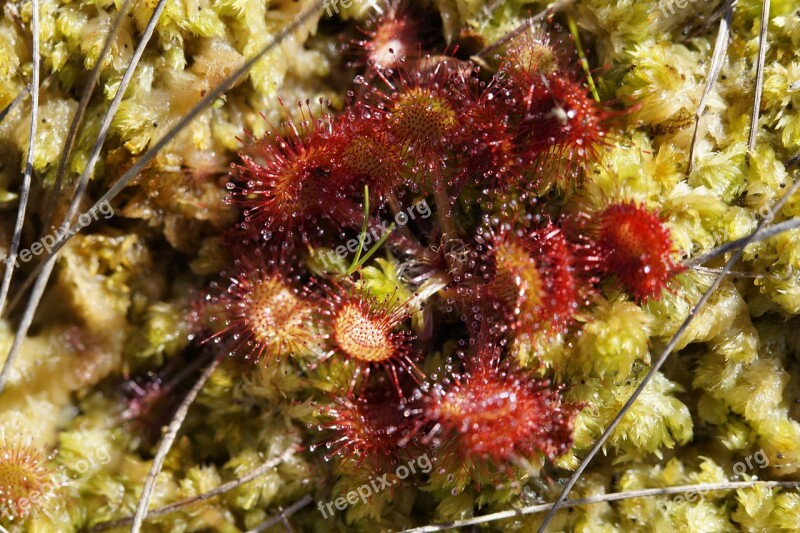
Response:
[[405, 480, 800, 532], [747, 0, 770, 151], [88, 447, 296, 531], [130, 355, 221, 532]]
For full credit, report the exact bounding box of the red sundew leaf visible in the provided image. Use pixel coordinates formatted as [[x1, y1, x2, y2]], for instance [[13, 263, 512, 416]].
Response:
[[227, 103, 362, 245], [329, 106, 408, 204], [420, 342, 579, 466], [347, 1, 423, 74], [592, 201, 683, 303], [455, 222, 582, 341], [495, 30, 616, 185], [201, 252, 316, 365], [515, 72, 613, 182], [312, 377, 423, 471], [447, 78, 534, 191], [355, 54, 473, 186], [0, 435, 55, 520], [316, 279, 423, 397]]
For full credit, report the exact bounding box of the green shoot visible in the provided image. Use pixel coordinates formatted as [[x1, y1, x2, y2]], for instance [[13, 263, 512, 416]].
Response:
[[344, 186, 396, 276], [568, 14, 600, 102]]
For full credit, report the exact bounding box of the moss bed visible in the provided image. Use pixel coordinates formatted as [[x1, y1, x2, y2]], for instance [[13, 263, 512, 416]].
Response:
[[1, 0, 800, 531]]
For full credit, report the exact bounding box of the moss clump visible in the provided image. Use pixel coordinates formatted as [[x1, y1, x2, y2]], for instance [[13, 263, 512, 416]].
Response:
[[1, 0, 800, 531]]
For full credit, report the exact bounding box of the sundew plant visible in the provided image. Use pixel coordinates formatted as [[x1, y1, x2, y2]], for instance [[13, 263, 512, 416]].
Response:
[[1, 0, 800, 531]]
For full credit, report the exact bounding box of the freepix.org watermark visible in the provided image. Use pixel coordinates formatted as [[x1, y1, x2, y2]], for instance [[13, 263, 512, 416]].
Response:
[[317, 453, 433, 519], [317, 198, 432, 269], [0, 444, 112, 520], [656, 0, 702, 17], [0, 199, 114, 267], [661, 449, 769, 513], [322, 0, 383, 18]]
